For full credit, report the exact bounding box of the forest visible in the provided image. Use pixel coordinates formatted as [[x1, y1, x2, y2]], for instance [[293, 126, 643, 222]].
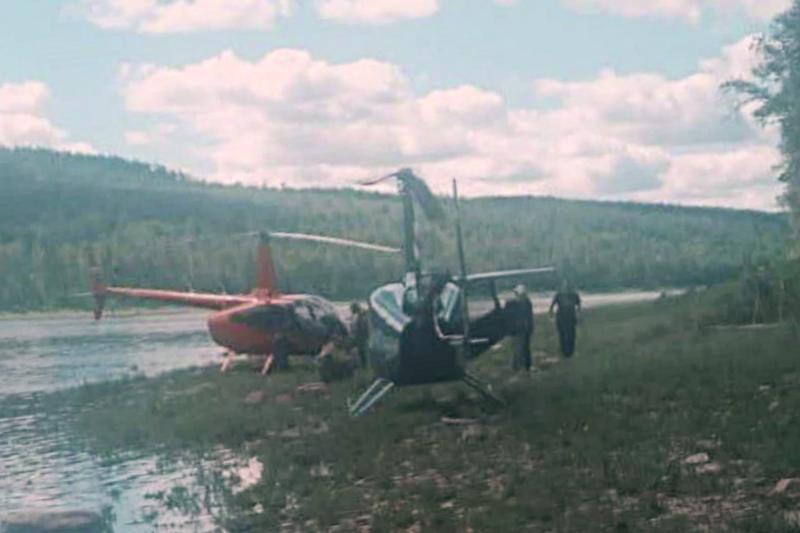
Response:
[[0, 147, 790, 312]]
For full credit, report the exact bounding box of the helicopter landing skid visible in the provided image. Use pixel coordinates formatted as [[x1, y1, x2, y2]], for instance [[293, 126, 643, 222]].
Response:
[[348, 378, 395, 417], [220, 351, 235, 373], [462, 372, 506, 407]]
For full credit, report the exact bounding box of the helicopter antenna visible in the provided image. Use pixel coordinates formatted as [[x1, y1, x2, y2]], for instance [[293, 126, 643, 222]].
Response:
[[453, 179, 471, 358]]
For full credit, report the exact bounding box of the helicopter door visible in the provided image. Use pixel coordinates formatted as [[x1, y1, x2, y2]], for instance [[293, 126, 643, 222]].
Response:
[[289, 301, 329, 346]]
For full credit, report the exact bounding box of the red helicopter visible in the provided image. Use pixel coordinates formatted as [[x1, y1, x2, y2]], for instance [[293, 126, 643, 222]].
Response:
[[90, 231, 400, 373]]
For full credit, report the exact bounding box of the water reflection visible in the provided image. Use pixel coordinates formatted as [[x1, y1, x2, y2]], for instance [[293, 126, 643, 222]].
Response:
[[0, 310, 242, 531]]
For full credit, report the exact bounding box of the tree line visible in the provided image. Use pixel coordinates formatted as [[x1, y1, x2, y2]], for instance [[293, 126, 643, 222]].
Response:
[[0, 147, 789, 312]]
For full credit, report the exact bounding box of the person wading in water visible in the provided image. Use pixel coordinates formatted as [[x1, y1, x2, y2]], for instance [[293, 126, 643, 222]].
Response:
[[549, 281, 581, 357]]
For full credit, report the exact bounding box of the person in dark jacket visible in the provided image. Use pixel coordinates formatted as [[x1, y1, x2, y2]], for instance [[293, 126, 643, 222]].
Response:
[[261, 331, 290, 374], [350, 302, 370, 367], [549, 281, 581, 357], [505, 284, 534, 372]]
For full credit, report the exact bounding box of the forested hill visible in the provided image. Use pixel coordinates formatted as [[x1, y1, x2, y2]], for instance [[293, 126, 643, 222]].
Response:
[[0, 147, 789, 312]]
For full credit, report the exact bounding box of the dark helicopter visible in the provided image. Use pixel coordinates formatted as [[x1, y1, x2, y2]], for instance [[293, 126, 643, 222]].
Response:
[[348, 169, 554, 416]]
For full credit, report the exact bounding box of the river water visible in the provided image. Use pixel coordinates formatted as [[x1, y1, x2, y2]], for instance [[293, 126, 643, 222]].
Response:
[[0, 310, 246, 531], [0, 290, 676, 531]]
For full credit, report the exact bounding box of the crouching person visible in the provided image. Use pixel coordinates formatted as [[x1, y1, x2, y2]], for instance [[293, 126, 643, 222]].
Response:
[[261, 331, 290, 375], [317, 333, 356, 383]]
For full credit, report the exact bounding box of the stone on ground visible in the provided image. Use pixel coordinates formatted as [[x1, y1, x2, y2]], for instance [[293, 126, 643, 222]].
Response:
[[3, 510, 103, 533]]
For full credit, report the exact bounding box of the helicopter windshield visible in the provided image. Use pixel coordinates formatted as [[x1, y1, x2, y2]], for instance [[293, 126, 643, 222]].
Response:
[[371, 283, 412, 334], [370, 279, 461, 336]]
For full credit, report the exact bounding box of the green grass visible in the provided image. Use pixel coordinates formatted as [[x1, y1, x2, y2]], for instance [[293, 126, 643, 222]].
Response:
[[56, 291, 800, 531]]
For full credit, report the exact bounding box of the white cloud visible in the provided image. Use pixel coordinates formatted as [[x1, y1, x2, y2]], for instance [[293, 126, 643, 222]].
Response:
[[563, 0, 791, 23], [532, 42, 760, 150], [80, 0, 293, 33], [79, 0, 439, 30], [125, 123, 177, 146], [0, 81, 94, 154], [658, 145, 780, 208], [314, 0, 791, 25], [316, 0, 438, 24], [77, 0, 791, 32], [119, 36, 781, 209], [528, 35, 781, 206]]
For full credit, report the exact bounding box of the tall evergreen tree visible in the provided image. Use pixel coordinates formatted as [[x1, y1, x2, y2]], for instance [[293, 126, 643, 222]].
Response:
[[724, 2, 800, 318], [724, 3, 800, 248]]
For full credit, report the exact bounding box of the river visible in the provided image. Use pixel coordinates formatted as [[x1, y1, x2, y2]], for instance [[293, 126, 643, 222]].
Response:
[[0, 310, 243, 531]]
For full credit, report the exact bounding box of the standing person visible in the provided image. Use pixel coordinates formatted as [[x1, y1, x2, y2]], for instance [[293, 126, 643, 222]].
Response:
[[505, 284, 534, 372], [274, 331, 290, 371], [262, 331, 290, 374], [350, 302, 370, 368], [549, 281, 582, 357]]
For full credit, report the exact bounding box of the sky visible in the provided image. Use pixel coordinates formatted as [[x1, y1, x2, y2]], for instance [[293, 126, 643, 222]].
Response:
[[0, 0, 792, 210]]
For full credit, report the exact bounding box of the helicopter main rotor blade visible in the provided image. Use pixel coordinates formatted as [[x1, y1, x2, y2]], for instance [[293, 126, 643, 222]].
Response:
[[269, 232, 401, 254], [460, 266, 556, 284], [357, 172, 398, 186], [359, 168, 445, 222], [159, 230, 399, 254], [357, 168, 417, 186]]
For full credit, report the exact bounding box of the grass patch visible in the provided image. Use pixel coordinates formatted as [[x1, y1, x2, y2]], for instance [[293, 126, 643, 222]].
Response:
[[57, 290, 800, 531]]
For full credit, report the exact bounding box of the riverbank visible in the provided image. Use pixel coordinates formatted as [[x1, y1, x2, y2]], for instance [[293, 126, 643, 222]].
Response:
[[22, 289, 800, 531], [0, 288, 686, 323], [0, 306, 207, 321]]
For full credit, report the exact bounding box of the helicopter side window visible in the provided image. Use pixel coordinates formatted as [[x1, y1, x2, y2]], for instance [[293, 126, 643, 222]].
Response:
[[311, 297, 343, 326], [293, 303, 313, 322], [232, 305, 289, 330], [437, 283, 461, 324], [308, 297, 334, 317]]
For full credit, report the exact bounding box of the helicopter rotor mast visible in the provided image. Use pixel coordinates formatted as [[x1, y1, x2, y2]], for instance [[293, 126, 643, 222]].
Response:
[[399, 176, 421, 288], [360, 168, 444, 291]]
